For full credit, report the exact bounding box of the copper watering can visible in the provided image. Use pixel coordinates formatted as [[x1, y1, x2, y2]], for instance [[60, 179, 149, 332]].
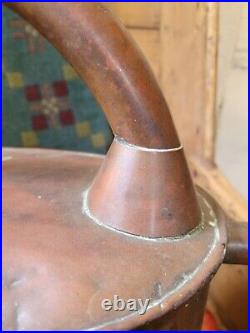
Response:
[[2, 3, 248, 331]]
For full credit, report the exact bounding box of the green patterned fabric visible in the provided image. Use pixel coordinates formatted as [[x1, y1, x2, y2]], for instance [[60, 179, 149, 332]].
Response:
[[2, 7, 113, 154]]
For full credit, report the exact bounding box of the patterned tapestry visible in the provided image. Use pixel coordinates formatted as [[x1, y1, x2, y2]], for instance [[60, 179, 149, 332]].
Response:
[[2, 7, 113, 154]]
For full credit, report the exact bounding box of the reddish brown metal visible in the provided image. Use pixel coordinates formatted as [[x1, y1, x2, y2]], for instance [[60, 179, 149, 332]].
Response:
[[224, 220, 248, 265], [3, 149, 226, 330], [6, 1, 201, 238], [2, 2, 248, 331], [87, 138, 200, 237], [139, 285, 210, 330]]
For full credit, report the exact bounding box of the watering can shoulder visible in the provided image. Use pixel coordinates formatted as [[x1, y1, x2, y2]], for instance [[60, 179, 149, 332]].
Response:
[[2, 148, 226, 330]]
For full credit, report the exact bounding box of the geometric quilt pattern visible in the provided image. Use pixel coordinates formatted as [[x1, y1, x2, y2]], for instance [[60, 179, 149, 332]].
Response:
[[2, 7, 113, 154]]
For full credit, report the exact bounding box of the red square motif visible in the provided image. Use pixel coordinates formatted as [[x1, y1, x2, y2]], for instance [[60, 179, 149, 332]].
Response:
[[25, 85, 41, 101], [53, 80, 68, 97], [32, 114, 48, 131], [59, 110, 75, 125]]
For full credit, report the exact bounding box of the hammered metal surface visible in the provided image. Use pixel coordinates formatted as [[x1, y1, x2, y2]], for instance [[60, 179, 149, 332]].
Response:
[[3, 148, 226, 331]]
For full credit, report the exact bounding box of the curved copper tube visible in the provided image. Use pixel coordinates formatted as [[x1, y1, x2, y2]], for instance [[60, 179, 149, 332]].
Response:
[[2, 3, 247, 331], [7, 2, 180, 149], [6, 2, 202, 237]]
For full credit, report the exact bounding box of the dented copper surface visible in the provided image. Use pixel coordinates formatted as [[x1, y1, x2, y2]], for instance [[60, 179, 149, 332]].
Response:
[[3, 148, 226, 330], [2, 2, 248, 331]]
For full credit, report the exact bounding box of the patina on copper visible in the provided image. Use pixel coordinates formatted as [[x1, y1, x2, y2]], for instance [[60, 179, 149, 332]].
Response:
[[3, 148, 226, 330], [224, 220, 248, 265], [6, 1, 201, 237], [2, 2, 248, 331], [86, 138, 200, 237]]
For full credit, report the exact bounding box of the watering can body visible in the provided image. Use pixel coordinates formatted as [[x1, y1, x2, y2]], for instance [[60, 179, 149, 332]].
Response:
[[2, 3, 247, 331]]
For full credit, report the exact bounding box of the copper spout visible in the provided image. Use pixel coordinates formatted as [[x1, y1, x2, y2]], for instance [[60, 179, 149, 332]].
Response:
[[224, 220, 248, 265]]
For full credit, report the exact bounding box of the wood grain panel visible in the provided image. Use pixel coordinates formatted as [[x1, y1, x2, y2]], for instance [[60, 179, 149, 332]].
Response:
[[107, 2, 160, 28], [160, 3, 218, 161], [129, 29, 160, 79]]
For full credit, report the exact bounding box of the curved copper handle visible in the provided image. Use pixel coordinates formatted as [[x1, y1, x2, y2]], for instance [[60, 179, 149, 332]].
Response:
[[5, 3, 247, 248], [6, 2, 201, 238], [7, 2, 179, 150]]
